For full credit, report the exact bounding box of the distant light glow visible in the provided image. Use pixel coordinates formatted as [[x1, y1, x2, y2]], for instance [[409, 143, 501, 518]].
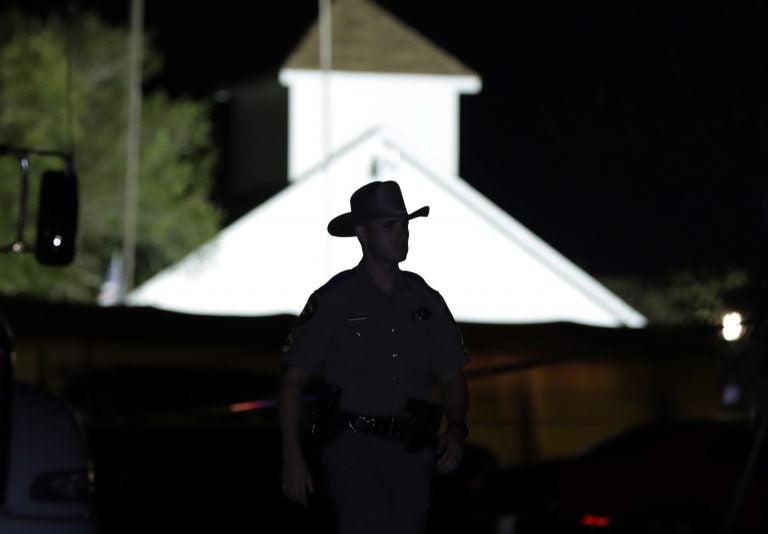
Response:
[[722, 382, 742, 407], [721, 311, 744, 342], [581, 514, 611, 527], [53, 235, 62, 247]]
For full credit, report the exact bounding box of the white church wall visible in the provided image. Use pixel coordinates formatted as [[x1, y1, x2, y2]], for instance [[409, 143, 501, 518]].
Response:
[[280, 69, 480, 180]]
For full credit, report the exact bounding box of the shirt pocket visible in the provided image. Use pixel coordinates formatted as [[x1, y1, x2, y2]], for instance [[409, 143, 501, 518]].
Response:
[[333, 315, 370, 371]]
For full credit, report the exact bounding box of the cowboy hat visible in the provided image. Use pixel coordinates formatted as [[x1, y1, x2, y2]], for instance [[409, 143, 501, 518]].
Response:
[[327, 181, 429, 237]]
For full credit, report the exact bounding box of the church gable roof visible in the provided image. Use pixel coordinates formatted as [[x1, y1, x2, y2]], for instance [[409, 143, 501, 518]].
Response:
[[282, 0, 478, 76], [127, 128, 646, 328]]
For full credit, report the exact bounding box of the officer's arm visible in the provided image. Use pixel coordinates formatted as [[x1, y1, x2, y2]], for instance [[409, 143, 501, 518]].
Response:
[[278, 364, 314, 504], [439, 369, 468, 437], [435, 369, 468, 473]]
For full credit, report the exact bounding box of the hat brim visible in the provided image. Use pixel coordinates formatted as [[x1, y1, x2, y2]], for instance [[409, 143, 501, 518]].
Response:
[[327, 206, 430, 237]]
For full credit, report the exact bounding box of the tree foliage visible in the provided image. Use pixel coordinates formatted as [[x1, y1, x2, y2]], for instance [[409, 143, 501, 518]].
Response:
[[603, 266, 754, 326], [0, 9, 221, 302]]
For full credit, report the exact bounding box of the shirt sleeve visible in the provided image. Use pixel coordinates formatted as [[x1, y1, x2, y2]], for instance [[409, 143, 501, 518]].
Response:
[[279, 292, 333, 374], [429, 292, 470, 376]]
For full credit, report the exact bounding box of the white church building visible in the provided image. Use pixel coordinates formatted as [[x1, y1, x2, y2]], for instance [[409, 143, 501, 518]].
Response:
[[127, 0, 646, 328]]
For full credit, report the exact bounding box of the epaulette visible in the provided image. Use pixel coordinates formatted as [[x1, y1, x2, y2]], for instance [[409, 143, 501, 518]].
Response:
[[401, 270, 437, 294], [315, 268, 356, 297]]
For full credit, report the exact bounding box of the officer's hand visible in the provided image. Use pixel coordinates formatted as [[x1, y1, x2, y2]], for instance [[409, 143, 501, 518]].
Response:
[[435, 427, 464, 474], [282, 453, 314, 506]]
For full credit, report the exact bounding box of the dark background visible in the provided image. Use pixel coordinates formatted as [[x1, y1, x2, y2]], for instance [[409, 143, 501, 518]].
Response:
[[12, 0, 768, 277]]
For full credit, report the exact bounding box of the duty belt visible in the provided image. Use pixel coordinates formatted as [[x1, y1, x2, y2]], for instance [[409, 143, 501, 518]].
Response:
[[336, 412, 412, 440]]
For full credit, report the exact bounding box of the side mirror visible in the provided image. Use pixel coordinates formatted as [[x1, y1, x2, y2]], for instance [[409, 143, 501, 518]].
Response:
[[35, 169, 78, 266]]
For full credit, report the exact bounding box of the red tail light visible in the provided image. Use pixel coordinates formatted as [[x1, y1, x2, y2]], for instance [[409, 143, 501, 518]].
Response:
[[227, 399, 276, 412], [581, 514, 611, 527]]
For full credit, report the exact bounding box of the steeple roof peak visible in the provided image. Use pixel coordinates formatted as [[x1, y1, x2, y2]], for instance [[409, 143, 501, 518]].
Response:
[[282, 0, 478, 76]]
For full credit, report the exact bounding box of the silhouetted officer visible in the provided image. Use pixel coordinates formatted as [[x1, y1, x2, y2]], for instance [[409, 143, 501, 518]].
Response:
[[279, 180, 470, 534]]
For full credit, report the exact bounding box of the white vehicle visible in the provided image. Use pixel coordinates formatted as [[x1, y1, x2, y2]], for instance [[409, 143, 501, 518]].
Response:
[[0, 145, 96, 533]]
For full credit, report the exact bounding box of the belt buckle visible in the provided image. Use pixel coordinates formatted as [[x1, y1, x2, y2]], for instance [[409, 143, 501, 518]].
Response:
[[346, 415, 363, 432]]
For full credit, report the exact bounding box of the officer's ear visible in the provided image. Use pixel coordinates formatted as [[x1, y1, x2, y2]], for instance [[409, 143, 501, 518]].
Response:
[[354, 224, 367, 245]]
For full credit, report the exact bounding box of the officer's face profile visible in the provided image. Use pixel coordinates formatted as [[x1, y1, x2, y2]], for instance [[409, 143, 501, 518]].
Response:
[[355, 217, 410, 263]]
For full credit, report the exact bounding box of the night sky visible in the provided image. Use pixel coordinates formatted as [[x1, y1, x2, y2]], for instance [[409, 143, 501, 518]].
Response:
[[17, 0, 768, 277]]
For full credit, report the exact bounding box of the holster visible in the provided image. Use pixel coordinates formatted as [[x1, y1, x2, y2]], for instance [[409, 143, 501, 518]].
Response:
[[309, 382, 341, 443], [402, 398, 443, 453]]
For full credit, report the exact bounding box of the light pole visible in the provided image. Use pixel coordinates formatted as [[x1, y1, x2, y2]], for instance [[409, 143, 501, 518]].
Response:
[[121, 0, 144, 302]]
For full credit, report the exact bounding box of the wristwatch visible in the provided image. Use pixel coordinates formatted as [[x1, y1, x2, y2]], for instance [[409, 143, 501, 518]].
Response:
[[447, 420, 469, 439]]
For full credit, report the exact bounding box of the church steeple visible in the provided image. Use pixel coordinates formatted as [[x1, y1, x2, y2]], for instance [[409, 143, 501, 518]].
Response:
[[279, 0, 482, 181], [283, 0, 477, 76]]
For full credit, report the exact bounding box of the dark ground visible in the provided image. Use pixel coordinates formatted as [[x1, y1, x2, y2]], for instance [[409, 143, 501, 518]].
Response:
[[86, 422, 497, 534]]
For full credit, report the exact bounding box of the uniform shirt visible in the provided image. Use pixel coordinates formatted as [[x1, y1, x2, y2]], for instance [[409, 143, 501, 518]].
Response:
[[281, 263, 469, 417]]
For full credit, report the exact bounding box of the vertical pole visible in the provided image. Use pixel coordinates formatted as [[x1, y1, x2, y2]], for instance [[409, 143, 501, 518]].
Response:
[[121, 0, 144, 301], [319, 0, 333, 278], [319, 0, 332, 158]]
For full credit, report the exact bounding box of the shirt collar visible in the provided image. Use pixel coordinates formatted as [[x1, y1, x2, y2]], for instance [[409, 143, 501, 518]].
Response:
[[355, 261, 404, 298]]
